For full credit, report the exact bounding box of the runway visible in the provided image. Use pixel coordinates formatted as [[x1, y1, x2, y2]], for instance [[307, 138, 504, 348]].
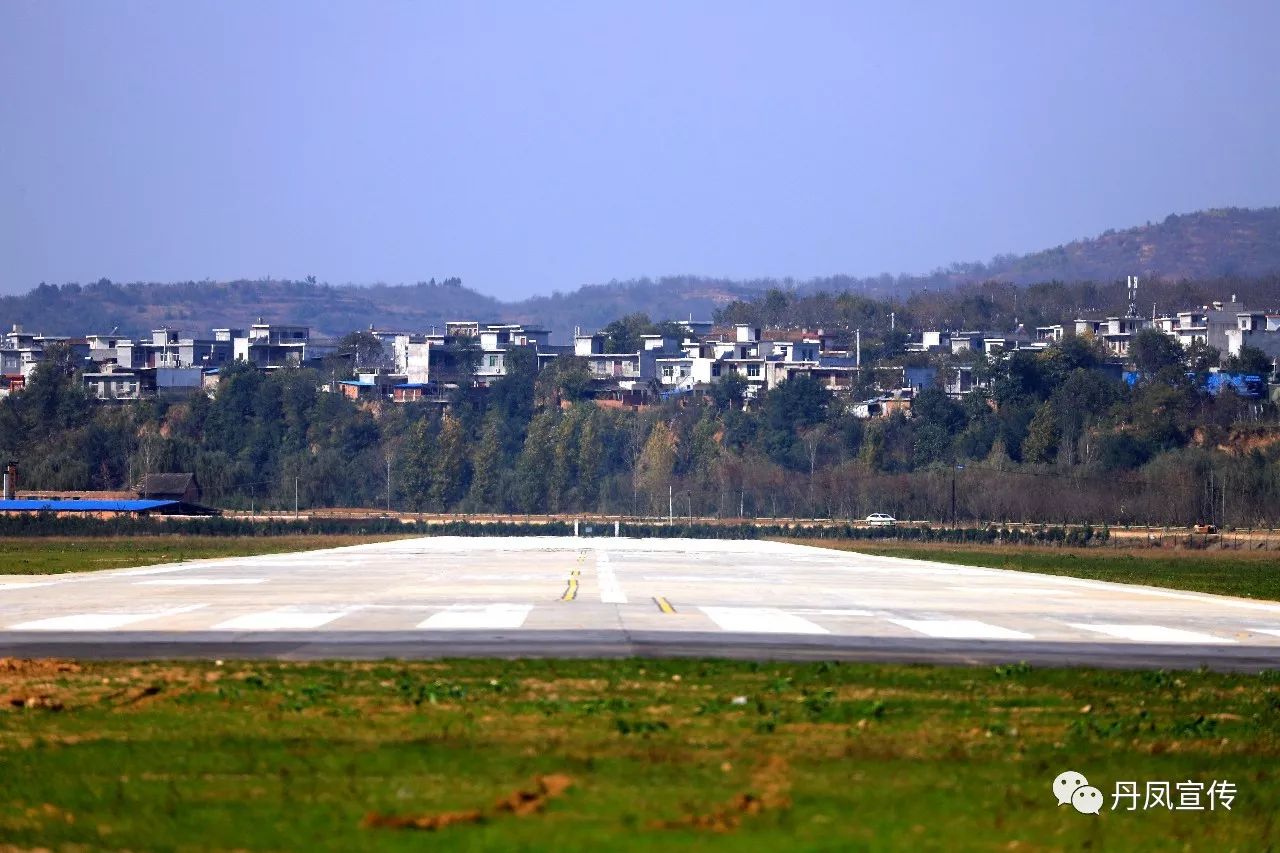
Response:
[[3, 536, 1280, 670]]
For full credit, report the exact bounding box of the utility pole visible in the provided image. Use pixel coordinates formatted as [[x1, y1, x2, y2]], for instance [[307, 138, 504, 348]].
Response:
[[385, 456, 392, 511], [855, 329, 861, 368], [951, 464, 964, 525], [294, 476, 299, 519], [951, 470, 956, 524], [668, 484, 673, 525]]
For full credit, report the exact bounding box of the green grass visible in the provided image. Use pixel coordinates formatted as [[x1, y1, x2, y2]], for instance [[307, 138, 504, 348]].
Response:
[[792, 539, 1280, 601], [0, 658, 1277, 849], [0, 535, 406, 575]]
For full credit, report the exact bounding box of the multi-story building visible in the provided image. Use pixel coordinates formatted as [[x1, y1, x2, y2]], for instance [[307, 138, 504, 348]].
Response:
[[1227, 312, 1280, 367], [1074, 316, 1147, 356], [1154, 298, 1244, 353]]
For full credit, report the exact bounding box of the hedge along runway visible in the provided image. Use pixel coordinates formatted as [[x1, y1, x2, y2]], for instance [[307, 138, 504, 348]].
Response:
[[4, 536, 1280, 670]]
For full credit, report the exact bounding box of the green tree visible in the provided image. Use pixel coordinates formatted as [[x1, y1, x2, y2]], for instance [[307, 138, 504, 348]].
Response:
[[514, 410, 557, 512], [636, 421, 676, 514], [428, 414, 467, 510], [759, 375, 830, 470], [710, 373, 748, 411], [600, 313, 654, 354], [399, 418, 436, 511], [548, 410, 579, 512], [576, 407, 604, 510], [1225, 344, 1274, 377], [911, 387, 964, 466], [689, 409, 721, 478], [1022, 401, 1061, 464], [1184, 340, 1220, 380], [466, 411, 504, 509], [535, 356, 593, 407], [332, 330, 386, 375], [1130, 329, 1184, 379]]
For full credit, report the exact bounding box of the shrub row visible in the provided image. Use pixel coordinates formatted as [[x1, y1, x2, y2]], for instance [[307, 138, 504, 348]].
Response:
[[0, 512, 1108, 545]]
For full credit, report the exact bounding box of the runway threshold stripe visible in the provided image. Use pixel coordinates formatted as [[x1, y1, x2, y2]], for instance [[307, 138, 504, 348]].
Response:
[[699, 607, 829, 635], [135, 578, 267, 586], [8, 604, 208, 631], [889, 619, 1033, 640], [417, 604, 533, 630], [1067, 623, 1237, 644], [653, 596, 675, 614], [211, 610, 348, 631]]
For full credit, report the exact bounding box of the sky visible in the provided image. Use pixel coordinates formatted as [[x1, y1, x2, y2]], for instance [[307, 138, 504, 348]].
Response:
[[1, 1, 1278, 300]]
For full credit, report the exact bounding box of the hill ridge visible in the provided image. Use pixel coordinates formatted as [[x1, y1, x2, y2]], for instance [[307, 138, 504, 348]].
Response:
[[3, 206, 1278, 340]]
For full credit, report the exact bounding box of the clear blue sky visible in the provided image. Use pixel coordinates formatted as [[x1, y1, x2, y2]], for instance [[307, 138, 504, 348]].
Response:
[[1, 1, 1277, 299]]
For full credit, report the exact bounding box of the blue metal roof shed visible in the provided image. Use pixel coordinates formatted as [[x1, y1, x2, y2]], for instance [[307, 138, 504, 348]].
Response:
[[0, 499, 219, 516]]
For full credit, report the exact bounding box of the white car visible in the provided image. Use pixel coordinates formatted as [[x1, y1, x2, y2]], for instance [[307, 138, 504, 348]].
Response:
[[865, 513, 896, 526]]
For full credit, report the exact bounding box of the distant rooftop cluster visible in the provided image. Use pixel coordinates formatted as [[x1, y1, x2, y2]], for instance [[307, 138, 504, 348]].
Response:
[[2, 282, 1278, 413]]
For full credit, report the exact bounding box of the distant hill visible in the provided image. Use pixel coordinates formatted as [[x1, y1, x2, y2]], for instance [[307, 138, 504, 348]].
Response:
[[976, 207, 1280, 284], [2, 207, 1278, 341]]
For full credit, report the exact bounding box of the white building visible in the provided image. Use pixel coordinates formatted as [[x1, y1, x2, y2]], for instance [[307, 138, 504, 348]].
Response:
[[1226, 312, 1280, 364]]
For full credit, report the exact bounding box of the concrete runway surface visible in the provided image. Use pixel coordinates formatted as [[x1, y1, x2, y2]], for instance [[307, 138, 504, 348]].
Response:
[[3, 536, 1280, 670]]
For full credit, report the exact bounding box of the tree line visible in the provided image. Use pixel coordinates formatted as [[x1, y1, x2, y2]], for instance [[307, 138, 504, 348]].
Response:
[[2, 328, 1278, 527]]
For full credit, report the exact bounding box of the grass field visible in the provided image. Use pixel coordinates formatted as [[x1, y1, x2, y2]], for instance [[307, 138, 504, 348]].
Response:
[[0, 535, 406, 575], [792, 539, 1280, 602], [0, 658, 1276, 850]]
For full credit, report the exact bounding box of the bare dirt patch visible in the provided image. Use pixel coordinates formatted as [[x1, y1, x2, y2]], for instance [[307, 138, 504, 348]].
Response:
[[362, 774, 574, 832], [655, 756, 792, 832]]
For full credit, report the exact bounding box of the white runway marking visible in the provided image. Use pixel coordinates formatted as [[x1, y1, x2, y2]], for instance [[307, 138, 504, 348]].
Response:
[[135, 578, 266, 586], [643, 575, 763, 584], [111, 566, 193, 577], [699, 606, 829, 634], [211, 610, 349, 631], [1067, 623, 1237, 644], [890, 619, 1034, 640], [0, 582, 60, 591], [8, 604, 207, 631], [791, 608, 876, 616], [944, 586, 1077, 596], [596, 552, 627, 604], [417, 604, 533, 629], [1251, 628, 1280, 638]]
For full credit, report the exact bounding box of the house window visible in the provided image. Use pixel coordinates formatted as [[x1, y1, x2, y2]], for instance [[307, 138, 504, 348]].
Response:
[[711, 364, 721, 377], [747, 364, 760, 378], [488, 355, 498, 367], [662, 366, 673, 378]]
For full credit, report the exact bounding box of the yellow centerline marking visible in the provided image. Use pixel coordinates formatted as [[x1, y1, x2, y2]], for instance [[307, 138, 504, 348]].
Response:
[[561, 561, 581, 602], [560, 552, 587, 601], [653, 596, 675, 614]]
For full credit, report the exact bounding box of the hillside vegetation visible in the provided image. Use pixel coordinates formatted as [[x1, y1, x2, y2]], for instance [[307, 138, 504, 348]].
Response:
[[3, 208, 1279, 340]]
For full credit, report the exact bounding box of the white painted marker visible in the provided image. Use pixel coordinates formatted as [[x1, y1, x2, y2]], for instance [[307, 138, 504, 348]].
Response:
[[1067, 623, 1236, 644], [698, 606, 829, 635], [8, 604, 207, 631], [596, 552, 627, 604], [890, 619, 1033, 640], [417, 604, 533, 630], [211, 610, 348, 631], [135, 578, 267, 586]]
